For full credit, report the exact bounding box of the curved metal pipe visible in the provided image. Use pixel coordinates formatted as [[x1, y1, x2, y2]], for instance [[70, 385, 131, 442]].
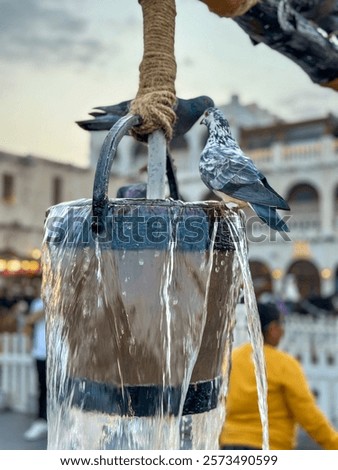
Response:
[[92, 114, 142, 233]]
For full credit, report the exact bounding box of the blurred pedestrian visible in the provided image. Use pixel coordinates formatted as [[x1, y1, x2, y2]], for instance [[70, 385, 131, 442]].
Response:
[[23, 293, 47, 441], [219, 302, 338, 450]]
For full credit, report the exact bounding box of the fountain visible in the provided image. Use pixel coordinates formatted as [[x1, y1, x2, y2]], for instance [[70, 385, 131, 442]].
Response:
[[43, 197, 243, 450], [41, 0, 268, 450]]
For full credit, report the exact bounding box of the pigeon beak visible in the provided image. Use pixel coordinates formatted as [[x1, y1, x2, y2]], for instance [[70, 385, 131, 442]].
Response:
[[200, 116, 206, 125]]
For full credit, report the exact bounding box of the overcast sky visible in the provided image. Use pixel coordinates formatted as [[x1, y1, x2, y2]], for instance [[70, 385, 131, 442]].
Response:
[[1, 0, 338, 167]]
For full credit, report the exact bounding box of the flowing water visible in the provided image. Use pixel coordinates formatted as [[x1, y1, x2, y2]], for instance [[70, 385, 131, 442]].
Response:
[[42, 199, 268, 450], [228, 211, 269, 450]]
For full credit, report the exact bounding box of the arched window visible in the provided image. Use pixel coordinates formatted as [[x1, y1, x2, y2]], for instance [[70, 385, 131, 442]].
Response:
[[249, 260, 272, 298], [287, 183, 319, 211], [287, 260, 320, 299], [286, 183, 320, 231]]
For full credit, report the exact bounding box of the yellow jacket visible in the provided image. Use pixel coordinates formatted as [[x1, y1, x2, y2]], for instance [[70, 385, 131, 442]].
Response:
[[220, 343, 338, 450]]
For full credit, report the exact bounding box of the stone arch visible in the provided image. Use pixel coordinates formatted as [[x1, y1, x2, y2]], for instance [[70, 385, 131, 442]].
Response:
[[286, 182, 319, 212], [286, 183, 321, 231], [286, 259, 321, 299]]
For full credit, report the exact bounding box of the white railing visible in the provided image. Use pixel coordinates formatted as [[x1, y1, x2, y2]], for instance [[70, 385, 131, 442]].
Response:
[[248, 137, 338, 170], [0, 333, 36, 413], [282, 141, 322, 164], [247, 148, 273, 165]]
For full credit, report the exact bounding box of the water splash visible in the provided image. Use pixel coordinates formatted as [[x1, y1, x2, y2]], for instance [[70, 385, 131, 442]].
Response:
[[43, 199, 242, 450], [228, 210, 269, 450], [184, 225, 242, 450]]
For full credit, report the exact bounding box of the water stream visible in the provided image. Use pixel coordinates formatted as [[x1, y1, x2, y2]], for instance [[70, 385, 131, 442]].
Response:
[[228, 211, 269, 450], [42, 199, 268, 450]]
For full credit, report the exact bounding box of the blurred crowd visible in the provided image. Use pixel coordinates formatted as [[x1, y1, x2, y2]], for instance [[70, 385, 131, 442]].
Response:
[[1, 273, 338, 336], [0, 276, 42, 334], [259, 293, 338, 319], [257, 273, 338, 319]]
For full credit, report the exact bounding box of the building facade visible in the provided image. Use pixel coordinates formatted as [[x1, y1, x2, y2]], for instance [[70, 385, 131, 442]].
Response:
[[238, 116, 338, 301]]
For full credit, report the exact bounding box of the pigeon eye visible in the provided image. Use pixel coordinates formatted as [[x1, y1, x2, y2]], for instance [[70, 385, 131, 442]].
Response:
[[205, 111, 209, 117]]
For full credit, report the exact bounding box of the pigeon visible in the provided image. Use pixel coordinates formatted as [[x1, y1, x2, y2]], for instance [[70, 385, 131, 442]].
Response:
[[199, 107, 290, 232], [78, 96, 214, 201], [116, 149, 183, 201], [116, 183, 147, 199], [77, 95, 214, 142]]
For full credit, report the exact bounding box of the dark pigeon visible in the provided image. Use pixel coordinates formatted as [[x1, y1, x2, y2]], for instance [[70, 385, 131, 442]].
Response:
[[199, 107, 290, 232], [77, 95, 214, 141]]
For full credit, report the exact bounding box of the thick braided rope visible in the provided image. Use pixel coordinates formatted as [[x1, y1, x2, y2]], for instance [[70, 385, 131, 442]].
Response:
[[200, 0, 260, 17], [130, 0, 177, 141]]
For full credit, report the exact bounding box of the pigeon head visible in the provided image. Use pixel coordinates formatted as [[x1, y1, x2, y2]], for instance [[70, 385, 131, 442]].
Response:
[[200, 107, 232, 136]]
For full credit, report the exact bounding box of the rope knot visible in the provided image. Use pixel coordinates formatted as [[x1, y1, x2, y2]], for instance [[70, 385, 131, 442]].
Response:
[[130, 91, 177, 140]]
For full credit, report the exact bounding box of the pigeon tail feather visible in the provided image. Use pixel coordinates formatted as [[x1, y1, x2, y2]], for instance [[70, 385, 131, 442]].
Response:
[[251, 203, 290, 232]]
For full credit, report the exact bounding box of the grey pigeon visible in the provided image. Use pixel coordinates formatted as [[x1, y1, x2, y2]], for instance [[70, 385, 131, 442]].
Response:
[[77, 95, 214, 141], [199, 107, 290, 232]]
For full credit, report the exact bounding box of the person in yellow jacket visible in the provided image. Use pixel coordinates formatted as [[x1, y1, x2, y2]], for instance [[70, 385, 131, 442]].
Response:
[[219, 302, 338, 450]]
